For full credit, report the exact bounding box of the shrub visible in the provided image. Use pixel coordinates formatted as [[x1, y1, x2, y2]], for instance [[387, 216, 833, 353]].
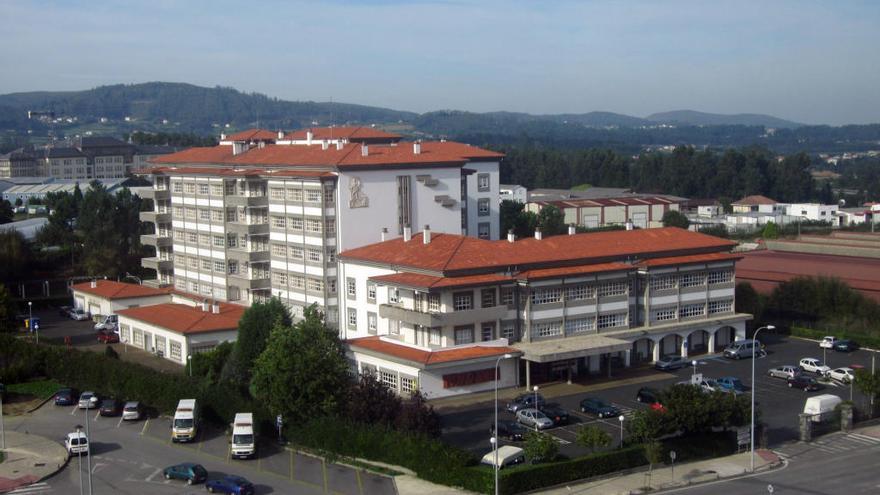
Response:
[[523, 430, 559, 464], [104, 345, 119, 359]]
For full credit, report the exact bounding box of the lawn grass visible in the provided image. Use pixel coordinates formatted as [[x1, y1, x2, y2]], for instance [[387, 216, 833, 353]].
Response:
[[7, 379, 65, 399]]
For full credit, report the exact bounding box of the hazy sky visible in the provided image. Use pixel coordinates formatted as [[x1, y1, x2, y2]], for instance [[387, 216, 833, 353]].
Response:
[[2, 0, 879, 125]]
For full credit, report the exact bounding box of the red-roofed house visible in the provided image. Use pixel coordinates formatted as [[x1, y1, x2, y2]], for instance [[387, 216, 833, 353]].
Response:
[[527, 196, 683, 229], [731, 195, 780, 214], [71, 280, 171, 318], [338, 226, 751, 397]]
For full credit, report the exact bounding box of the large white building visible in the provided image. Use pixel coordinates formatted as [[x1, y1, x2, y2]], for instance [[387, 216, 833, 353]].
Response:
[[138, 127, 503, 325], [338, 226, 750, 398]]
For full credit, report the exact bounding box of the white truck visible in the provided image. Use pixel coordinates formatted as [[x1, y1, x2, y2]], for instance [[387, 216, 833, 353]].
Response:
[[231, 412, 256, 459], [172, 399, 199, 442], [804, 394, 843, 422]]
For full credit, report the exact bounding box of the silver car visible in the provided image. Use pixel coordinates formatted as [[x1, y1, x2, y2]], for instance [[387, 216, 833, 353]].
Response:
[[78, 391, 99, 409], [515, 408, 553, 430], [825, 367, 855, 383], [122, 401, 142, 421], [768, 365, 800, 380]]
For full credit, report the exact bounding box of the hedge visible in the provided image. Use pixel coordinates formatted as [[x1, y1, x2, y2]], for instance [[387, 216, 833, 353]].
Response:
[[790, 326, 880, 350], [0, 335, 263, 426]]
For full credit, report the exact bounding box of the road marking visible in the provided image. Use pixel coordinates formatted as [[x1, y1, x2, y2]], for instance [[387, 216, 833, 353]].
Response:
[[849, 433, 880, 443], [70, 406, 78, 415], [116, 417, 124, 428], [140, 418, 150, 436], [94, 411, 101, 421], [7, 482, 52, 494]]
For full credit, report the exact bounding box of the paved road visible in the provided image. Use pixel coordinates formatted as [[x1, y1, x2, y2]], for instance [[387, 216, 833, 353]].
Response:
[[6, 402, 396, 495], [661, 430, 880, 495], [441, 333, 879, 458]]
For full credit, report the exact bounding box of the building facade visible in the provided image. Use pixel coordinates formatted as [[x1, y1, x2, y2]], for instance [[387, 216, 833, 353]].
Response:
[[527, 196, 682, 229], [339, 227, 750, 398]]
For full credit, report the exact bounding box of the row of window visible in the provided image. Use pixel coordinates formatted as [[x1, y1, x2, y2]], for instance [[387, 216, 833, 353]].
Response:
[[173, 255, 239, 274], [651, 299, 734, 321], [268, 187, 334, 204], [172, 278, 237, 301], [270, 216, 334, 234], [270, 244, 336, 263], [648, 270, 734, 291], [271, 272, 330, 293]]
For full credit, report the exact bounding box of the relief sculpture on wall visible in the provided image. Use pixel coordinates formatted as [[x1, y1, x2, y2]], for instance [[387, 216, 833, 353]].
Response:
[[349, 176, 369, 208]]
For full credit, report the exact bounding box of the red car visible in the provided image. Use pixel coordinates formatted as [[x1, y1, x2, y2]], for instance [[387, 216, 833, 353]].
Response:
[[97, 330, 119, 344]]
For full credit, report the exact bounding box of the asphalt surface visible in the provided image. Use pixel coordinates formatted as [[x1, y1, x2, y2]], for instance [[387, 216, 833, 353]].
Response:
[[661, 430, 880, 495], [5, 401, 396, 495], [440, 333, 879, 458]]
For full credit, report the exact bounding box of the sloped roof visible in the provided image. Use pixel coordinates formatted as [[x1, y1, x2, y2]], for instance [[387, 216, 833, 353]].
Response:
[[370, 272, 514, 290], [347, 336, 520, 367], [116, 302, 245, 335], [636, 252, 743, 268], [71, 280, 168, 300], [224, 129, 279, 141], [283, 126, 401, 142], [733, 195, 777, 205]]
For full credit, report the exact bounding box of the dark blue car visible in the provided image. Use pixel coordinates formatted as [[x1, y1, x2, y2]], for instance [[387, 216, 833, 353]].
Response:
[[163, 462, 207, 485], [205, 475, 254, 494], [54, 388, 77, 406]]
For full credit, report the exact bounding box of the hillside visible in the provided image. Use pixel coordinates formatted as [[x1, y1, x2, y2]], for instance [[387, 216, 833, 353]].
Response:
[[646, 110, 803, 128]]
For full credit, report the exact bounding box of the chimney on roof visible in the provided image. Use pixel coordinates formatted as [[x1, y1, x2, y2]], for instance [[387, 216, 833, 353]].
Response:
[[212, 302, 220, 314], [335, 141, 343, 151], [403, 225, 412, 242], [534, 228, 543, 240], [258, 141, 266, 149], [201, 300, 209, 312], [381, 227, 388, 242], [507, 229, 515, 243], [626, 219, 634, 231], [413, 141, 421, 155], [321, 141, 329, 151], [277, 130, 284, 140], [423, 225, 431, 244], [361, 144, 369, 157], [90, 279, 97, 288], [568, 223, 576, 236], [220, 133, 226, 140], [306, 131, 313, 145], [232, 142, 246, 156]]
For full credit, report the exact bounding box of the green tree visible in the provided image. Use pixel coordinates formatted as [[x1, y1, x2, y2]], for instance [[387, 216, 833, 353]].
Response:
[[854, 368, 880, 416], [735, 282, 764, 320], [644, 440, 664, 488], [661, 210, 690, 229], [250, 305, 350, 424], [626, 408, 669, 444], [0, 284, 17, 333], [536, 205, 566, 236], [522, 430, 559, 464], [14, 198, 22, 207], [575, 424, 611, 452], [345, 373, 402, 427], [395, 391, 441, 438], [0, 200, 13, 224], [224, 298, 292, 386], [500, 200, 537, 239], [761, 221, 779, 239], [0, 231, 31, 283], [698, 224, 729, 238]]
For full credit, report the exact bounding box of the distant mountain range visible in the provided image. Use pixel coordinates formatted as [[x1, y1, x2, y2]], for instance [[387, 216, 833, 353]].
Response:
[[0, 82, 805, 137]]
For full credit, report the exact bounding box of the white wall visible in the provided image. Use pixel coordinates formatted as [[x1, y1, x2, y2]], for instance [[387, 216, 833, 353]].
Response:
[[463, 161, 501, 240], [71, 291, 171, 318], [337, 262, 396, 340], [118, 315, 237, 365], [420, 358, 518, 399]]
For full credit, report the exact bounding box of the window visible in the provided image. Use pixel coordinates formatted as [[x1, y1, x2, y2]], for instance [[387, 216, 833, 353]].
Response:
[[453, 292, 473, 311], [307, 278, 324, 292], [428, 294, 440, 312], [328, 278, 337, 294], [198, 184, 209, 195], [271, 216, 286, 228], [226, 233, 237, 248], [477, 173, 490, 192], [397, 175, 412, 235], [190, 281, 199, 293], [481, 323, 495, 341], [429, 327, 441, 345], [227, 261, 238, 274], [531, 288, 562, 305], [389, 287, 400, 304], [273, 272, 288, 285], [649, 275, 677, 291], [225, 208, 237, 222], [680, 303, 705, 318], [502, 325, 516, 340], [289, 217, 303, 231], [304, 219, 321, 234], [388, 319, 400, 335], [173, 230, 185, 241], [184, 183, 196, 194], [532, 320, 563, 338], [598, 281, 627, 297], [287, 188, 302, 201], [367, 312, 377, 334], [477, 222, 490, 239], [680, 272, 706, 288], [346, 278, 356, 298], [454, 326, 474, 345], [347, 308, 357, 328], [200, 258, 212, 270], [290, 247, 304, 260], [565, 317, 594, 334], [380, 370, 398, 390], [367, 282, 377, 301], [270, 188, 285, 200], [325, 218, 336, 236], [597, 313, 627, 329], [188, 256, 198, 268], [290, 275, 305, 289], [708, 299, 733, 314], [566, 284, 595, 301], [211, 210, 224, 222], [708, 270, 733, 285], [172, 182, 183, 193], [478, 198, 490, 216], [185, 208, 196, 219], [481, 288, 496, 308], [199, 234, 210, 246], [306, 189, 322, 203], [169, 341, 182, 361], [210, 184, 224, 196], [501, 288, 514, 305], [652, 308, 677, 322], [400, 376, 416, 395], [326, 247, 336, 263], [307, 249, 322, 263], [271, 244, 286, 257]]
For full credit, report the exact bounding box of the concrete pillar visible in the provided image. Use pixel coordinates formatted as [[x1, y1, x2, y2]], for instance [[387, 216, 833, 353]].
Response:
[[567, 364, 572, 385], [525, 360, 531, 390], [680, 337, 689, 358], [799, 413, 813, 442], [708, 331, 716, 354], [735, 324, 747, 341], [652, 340, 661, 362], [589, 355, 600, 373], [607, 354, 612, 378], [840, 404, 853, 432], [624, 349, 632, 367]]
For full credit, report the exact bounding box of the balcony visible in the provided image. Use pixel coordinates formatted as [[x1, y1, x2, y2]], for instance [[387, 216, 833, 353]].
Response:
[[225, 195, 268, 207], [140, 234, 172, 248], [228, 273, 271, 290], [226, 221, 269, 236], [142, 257, 173, 272], [139, 210, 171, 224], [139, 188, 170, 201], [227, 247, 270, 263], [379, 304, 508, 328]]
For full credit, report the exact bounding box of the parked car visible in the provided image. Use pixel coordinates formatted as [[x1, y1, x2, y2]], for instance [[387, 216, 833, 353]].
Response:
[[636, 387, 661, 404], [799, 358, 831, 375], [788, 375, 822, 391], [64, 431, 89, 457], [480, 445, 526, 469], [99, 399, 122, 416], [163, 463, 207, 485], [768, 365, 801, 380], [122, 401, 143, 421], [205, 475, 255, 495], [539, 405, 570, 426], [825, 367, 855, 383], [489, 420, 526, 442], [715, 377, 747, 394], [833, 340, 860, 352], [94, 314, 118, 332], [69, 308, 91, 321], [55, 388, 77, 406], [654, 355, 690, 371], [505, 393, 546, 413], [678, 378, 720, 393], [97, 329, 119, 344], [58, 305, 72, 317], [78, 391, 99, 409], [819, 336, 839, 349], [579, 397, 620, 418], [515, 408, 553, 430], [723, 339, 763, 360]]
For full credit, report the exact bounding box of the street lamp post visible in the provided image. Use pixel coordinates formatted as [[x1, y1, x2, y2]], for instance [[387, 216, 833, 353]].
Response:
[[84, 406, 93, 495], [187, 355, 193, 378], [532, 385, 540, 431], [76, 425, 84, 495], [28, 301, 34, 343], [0, 387, 5, 450], [493, 353, 513, 495], [618, 415, 625, 448], [692, 360, 698, 381], [751, 324, 775, 472]]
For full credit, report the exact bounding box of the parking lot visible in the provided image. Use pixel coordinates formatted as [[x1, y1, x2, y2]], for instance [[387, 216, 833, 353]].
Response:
[[440, 333, 878, 458]]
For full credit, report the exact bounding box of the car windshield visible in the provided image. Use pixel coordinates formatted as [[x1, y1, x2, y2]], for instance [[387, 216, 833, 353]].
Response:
[[174, 418, 194, 428], [124, 405, 138, 411], [233, 434, 254, 444], [81, 394, 93, 400]]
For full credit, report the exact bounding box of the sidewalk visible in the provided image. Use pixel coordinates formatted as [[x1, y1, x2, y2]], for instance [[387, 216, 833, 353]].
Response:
[[0, 430, 69, 493]]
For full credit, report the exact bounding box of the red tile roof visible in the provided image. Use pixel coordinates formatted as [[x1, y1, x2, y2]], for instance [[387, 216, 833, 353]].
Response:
[[340, 228, 736, 274], [224, 129, 279, 141], [71, 280, 168, 300], [637, 252, 743, 268], [370, 272, 514, 290], [533, 196, 680, 209], [116, 302, 245, 335], [283, 126, 401, 142], [733, 195, 777, 205], [347, 336, 520, 366], [518, 262, 634, 280], [137, 165, 334, 179]]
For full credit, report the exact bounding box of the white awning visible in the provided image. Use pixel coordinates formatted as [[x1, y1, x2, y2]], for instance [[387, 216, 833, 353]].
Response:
[[513, 334, 632, 363]]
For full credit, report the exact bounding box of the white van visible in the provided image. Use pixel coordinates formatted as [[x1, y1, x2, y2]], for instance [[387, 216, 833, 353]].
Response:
[[723, 339, 762, 360], [172, 399, 199, 442], [231, 412, 256, 459], [480, 445, 525, 469], [803, 394, 842, 422], [64, 431, 89, 457]]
